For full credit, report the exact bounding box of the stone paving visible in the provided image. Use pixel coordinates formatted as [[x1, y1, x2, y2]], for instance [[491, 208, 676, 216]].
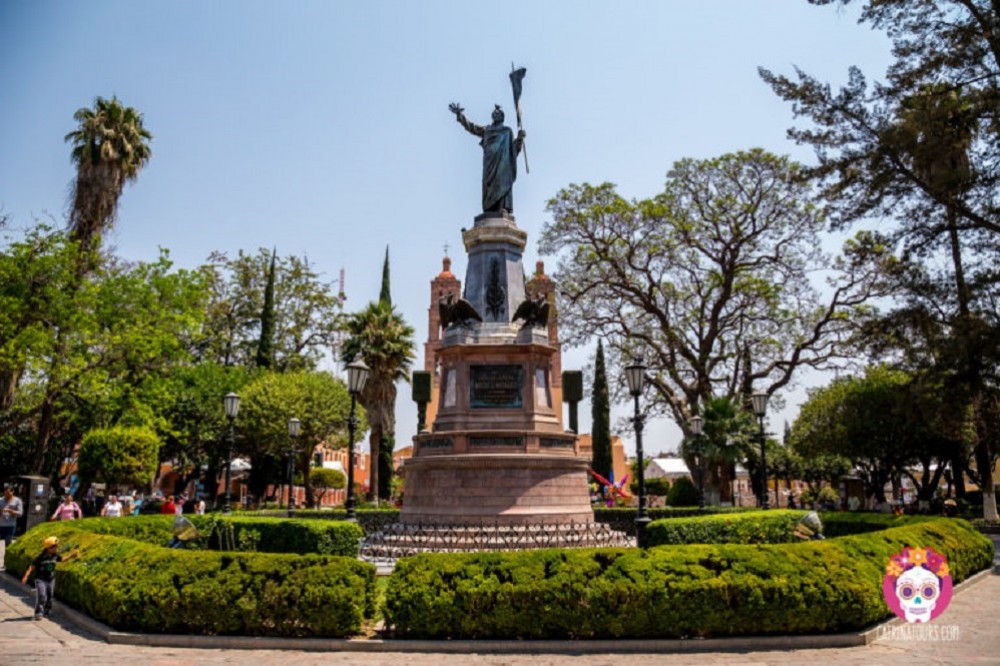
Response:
[[1, 539, 998, 665]]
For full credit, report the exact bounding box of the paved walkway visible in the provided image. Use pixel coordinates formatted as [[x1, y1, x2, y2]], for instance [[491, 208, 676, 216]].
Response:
[[1, 545, 998, 665]]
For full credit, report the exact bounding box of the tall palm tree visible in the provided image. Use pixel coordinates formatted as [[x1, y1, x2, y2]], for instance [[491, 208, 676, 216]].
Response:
[[65, 96, 152, 253], [682, 396, 754, 504], [342, 301, 415, 504]]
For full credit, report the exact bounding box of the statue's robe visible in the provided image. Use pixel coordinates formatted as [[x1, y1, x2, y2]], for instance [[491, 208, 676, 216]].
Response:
[[480, 123, 517, 213]]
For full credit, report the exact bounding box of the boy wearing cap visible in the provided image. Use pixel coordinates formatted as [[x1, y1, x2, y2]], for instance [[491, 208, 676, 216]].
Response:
[[21, 536, 63, 620]]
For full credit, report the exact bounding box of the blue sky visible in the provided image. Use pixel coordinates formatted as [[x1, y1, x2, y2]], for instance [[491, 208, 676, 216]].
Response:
[[0, 1, 892, 457]]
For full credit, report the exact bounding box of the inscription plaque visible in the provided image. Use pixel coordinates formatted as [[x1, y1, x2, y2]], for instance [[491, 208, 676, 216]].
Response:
[[470, 365, 523, 408]]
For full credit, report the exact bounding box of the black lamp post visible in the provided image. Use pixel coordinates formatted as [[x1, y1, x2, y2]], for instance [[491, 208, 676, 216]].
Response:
[[751, 391, 770, 510], [287, 417, 300, 517], [223, 392, 240, 514], [625, 358, 649, 547], [690, 415, 705, 510], [345, 358, 370, 522]]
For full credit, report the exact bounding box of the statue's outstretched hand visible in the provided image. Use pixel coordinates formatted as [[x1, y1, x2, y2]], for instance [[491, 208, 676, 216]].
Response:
[[517, 129, 526, 140], [449, 102, 464, 116]]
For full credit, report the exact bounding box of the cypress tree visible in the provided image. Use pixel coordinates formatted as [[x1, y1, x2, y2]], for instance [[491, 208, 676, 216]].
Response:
[[379, 245, 391, 307], [255, 248, 277, 369], [591, 339, 613, 479], [378, 246, 394, 500]]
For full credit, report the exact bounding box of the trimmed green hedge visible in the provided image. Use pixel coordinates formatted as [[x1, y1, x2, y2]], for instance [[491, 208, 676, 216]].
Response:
[[593, 506, 753, 536], [6, 518, 376, 637], [79, 514, 363, 556], [645, 509, 806, 545], [383, 517, 992, 639], [246, 508, 401, 534], [817, 512, 935, 536]]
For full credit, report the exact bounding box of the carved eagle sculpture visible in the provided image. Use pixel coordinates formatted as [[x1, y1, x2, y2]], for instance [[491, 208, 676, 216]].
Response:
[[438, 293, 483, 329], [512, 294, 550, 329]]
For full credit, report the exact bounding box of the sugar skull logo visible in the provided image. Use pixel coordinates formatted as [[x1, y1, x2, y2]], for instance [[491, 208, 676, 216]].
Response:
[[882, 547, 953, 623]]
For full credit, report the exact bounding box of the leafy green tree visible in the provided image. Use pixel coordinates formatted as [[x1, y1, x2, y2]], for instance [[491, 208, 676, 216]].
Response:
[[379, 245, 392, 306], [343, 247, 415, 501], [379, 432, 395, 501], [342, 301, 415, 504], [77, 425, 160, 490], [309, 466, 346, 506], [0, 225, 81, 415], [790, 366, 933, 503], [538, 150, 892, 438], [154, 362, 252, 498], [681, 396, 756, 504], [2, 242, 207, 477], [198, 248, 343, 370], [645, 477, 671, 496], [255, 248, 277, 370], [667, 476, 700, 507], [65, 96, 152, 254], [591, 340, 613, 480], [760, 0, 1000, 520], [377, 248, 395, 501], [238, 370, 363, 508]]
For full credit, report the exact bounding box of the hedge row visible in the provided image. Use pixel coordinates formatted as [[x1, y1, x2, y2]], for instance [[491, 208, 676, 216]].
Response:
[[6, 519, 376, 637], [383, 516, 992, 639], [645, 510, 944, 546], [80, 514, 364, 556], [248, 508, 401, 534], [248, 507, 755, 537], [816, 512, 936, 537], [645, 509, 807, 545]]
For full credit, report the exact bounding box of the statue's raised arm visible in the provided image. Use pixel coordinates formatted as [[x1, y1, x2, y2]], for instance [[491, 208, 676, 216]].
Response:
[[449, 102, 484, 137]]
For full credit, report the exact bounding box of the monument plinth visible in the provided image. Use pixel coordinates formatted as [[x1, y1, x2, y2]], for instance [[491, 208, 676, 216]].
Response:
[[360, 213, 628, 562]]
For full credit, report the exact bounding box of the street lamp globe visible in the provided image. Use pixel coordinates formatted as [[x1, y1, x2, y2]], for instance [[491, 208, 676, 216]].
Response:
[[224, 392, 241, 419], [690, 415, 703, 436], [625, 358, 646, 397], [288, 417, 301, 438], [751, 391, 769, 418], [344, 356, 369, 521], [347, 359, 370, 396]]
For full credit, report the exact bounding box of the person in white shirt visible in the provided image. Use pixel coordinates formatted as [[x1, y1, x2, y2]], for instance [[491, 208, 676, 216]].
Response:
[[100, 495, 124, 517]]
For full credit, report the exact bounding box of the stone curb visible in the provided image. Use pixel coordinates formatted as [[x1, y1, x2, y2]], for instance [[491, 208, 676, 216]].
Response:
[[2, 567, 994, 654]]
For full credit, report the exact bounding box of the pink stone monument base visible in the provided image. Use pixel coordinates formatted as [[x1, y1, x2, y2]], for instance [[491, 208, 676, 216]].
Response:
[[400, 454, 595, 525]]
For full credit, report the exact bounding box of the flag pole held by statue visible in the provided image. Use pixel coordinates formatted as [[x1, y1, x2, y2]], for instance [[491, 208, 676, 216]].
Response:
[[510, 63, 529, 174]]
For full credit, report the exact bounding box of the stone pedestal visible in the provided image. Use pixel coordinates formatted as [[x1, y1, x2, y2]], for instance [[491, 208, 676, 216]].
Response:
[[361, 212, 627, 561]]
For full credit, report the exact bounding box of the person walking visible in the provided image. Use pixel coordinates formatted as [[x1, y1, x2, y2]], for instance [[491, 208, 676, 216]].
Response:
[[21, 536, 76, 620], [0, 487, 24, 570], [50, 495, 82, 521], [100, 495, 124, 517]]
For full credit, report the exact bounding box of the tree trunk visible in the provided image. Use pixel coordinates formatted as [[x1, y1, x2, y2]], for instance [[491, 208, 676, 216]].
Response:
[[975, 439, 998, 521], [300, 450, 315, 509], [367, 425, 381, 505]]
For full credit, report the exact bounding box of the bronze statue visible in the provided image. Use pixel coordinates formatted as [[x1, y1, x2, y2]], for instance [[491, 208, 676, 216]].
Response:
[[449, 102, 526, 214], [439, 293, 483, 329], [512, 294, 549, 329]]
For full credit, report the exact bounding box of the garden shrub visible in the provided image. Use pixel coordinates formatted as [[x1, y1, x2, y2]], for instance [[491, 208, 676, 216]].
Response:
[[666, 476, 701, 506], [6, 518, 375, 637], [645, 509, 806, 545], [817, 512, 933, 537], [78, 514, 363, 556], [645, 477, 671, 496], [593, 506, 752, 536], [248, 507, 400, 534], [383, 517, 992, 639]]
